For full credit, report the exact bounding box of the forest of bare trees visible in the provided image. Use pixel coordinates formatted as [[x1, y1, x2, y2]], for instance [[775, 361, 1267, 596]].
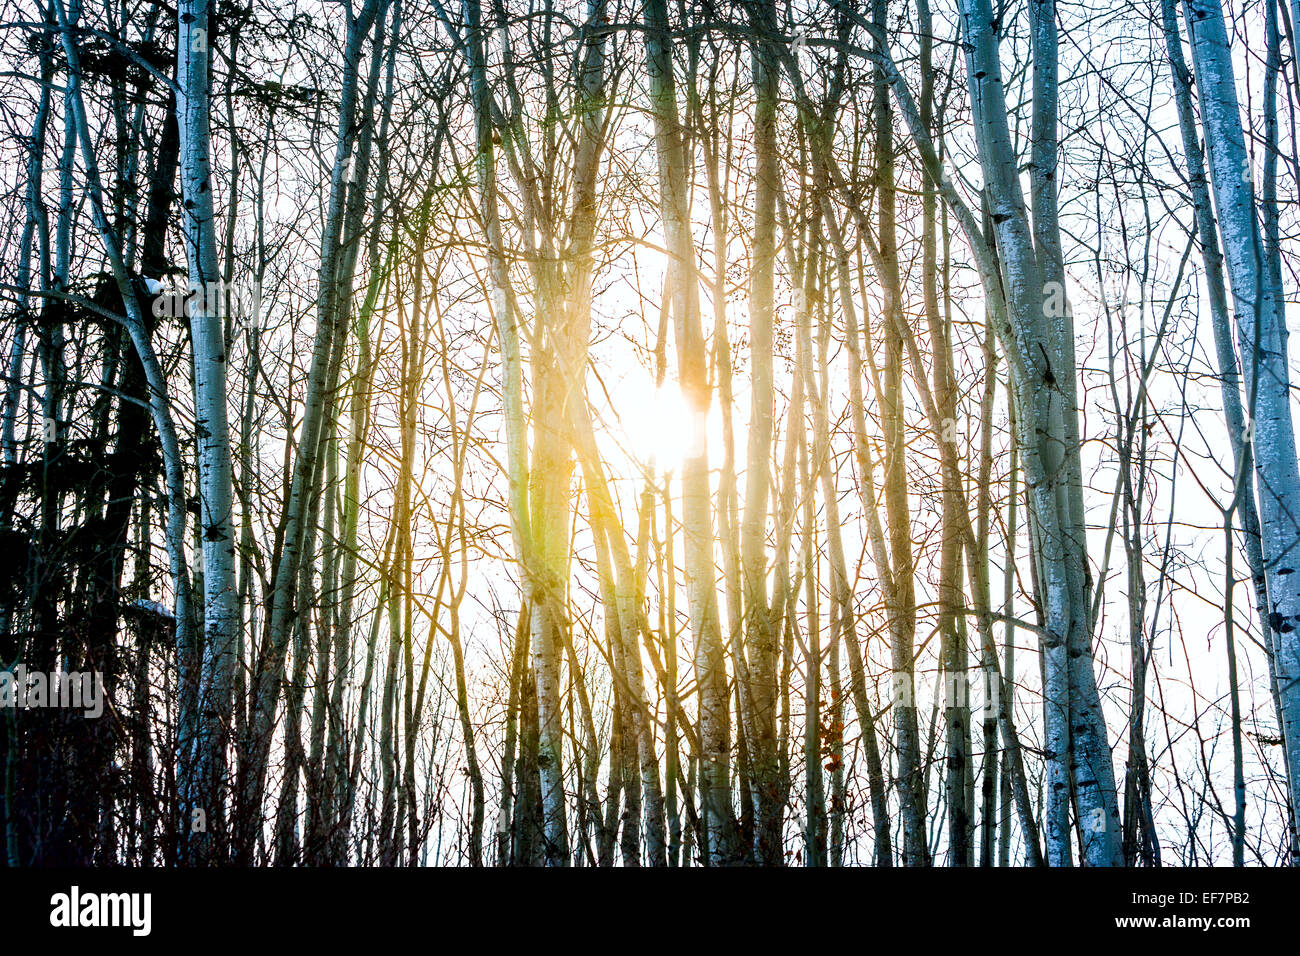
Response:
[[1, 0, 1298, 870]]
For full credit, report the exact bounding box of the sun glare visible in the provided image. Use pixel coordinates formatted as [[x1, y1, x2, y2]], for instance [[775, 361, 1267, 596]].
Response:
[[612, 371, 714, 471]]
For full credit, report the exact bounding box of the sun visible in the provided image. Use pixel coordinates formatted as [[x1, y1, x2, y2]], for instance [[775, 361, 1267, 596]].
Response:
[[607, 368, 718, 472]]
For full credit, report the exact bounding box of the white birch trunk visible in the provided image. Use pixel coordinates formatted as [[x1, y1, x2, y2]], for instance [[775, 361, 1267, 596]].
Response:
[[1182, 0, 1300, 845], [177, 0, 239, 862]]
